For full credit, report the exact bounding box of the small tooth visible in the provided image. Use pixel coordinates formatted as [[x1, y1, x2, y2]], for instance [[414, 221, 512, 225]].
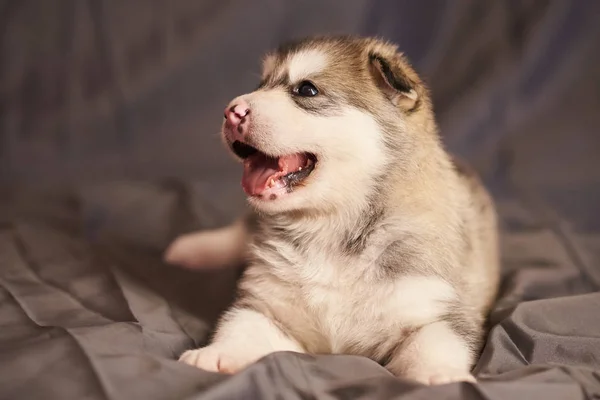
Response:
[[270, 178, 275, 186], [298, 167, 302, 171]]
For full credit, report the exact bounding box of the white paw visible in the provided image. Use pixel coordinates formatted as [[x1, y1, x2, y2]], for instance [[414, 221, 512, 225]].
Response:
[[409, 368, 476, 386], [178, 345, 256, 374]]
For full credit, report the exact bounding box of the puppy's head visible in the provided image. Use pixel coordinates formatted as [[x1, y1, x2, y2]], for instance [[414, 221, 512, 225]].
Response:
[[222, 35, 431, 215]]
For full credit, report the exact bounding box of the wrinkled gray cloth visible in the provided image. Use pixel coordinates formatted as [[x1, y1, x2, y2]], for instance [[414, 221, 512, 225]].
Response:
[[1, 177, 600, 400], [2, 0, 600, 399]]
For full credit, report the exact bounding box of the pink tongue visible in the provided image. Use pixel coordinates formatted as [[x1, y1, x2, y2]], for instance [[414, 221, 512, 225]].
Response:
[[242, 152, 307, 196]]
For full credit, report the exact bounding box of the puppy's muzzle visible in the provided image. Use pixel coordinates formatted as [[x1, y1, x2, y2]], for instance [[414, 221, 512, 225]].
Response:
[[224, 99, 250, 142]]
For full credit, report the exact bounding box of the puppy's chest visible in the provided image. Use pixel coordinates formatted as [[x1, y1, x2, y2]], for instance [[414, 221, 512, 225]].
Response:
[[259, 237, 456, 356], [287, 254, 453, 355], [304, 275, 399, 354]]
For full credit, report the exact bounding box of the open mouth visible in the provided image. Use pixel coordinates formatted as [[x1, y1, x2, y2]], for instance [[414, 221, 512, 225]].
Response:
[[231, 141, 317, 199]]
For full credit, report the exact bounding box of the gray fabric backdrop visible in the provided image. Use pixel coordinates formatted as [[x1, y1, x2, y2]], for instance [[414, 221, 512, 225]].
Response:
[[3, 1, 599, 193]]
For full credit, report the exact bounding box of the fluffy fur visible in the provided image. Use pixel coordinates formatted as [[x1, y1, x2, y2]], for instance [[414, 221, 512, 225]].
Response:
[[166, 35, 500, 385]]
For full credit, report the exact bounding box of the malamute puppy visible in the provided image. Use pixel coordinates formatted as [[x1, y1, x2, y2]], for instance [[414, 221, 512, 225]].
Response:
[[166, 35, 499, 385]]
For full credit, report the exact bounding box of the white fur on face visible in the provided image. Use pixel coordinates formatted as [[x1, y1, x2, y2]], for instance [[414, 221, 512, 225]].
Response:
[[242, 89, 389, 214], [230, 48, 388, 214], [286, 49, 329, 83]]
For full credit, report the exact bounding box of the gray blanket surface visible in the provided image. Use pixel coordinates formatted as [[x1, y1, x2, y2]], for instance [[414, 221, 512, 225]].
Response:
[[1, 178, 600, 399], [2, 1, 600, 399]]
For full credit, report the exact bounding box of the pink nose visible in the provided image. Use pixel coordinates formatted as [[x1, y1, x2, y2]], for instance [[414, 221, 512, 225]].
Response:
[[224, 100, 250, 133]]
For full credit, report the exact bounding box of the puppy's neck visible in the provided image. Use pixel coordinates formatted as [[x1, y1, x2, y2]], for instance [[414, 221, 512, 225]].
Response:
[[257, 189, 385, 254]]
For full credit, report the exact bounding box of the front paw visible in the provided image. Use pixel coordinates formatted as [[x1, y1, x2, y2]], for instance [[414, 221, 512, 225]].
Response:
[[407, 368, 476, 386], [179, 345, 255, 374]]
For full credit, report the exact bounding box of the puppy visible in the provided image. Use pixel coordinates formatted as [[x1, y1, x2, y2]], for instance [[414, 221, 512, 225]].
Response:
[[165, 35, 500, 385]]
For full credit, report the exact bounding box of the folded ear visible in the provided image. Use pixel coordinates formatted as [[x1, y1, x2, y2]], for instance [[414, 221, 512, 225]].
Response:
[[368, 52, 419, 111]]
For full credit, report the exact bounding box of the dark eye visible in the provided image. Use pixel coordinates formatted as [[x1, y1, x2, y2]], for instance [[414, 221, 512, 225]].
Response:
[[294, 81, 319, 97]]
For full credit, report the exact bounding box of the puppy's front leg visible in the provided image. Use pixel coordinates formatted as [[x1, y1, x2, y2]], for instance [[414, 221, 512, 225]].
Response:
[[387, 320, 478, 385], [179, 307, 304, 374]]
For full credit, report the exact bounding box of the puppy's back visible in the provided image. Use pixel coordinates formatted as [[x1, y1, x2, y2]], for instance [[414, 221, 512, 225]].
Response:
[[452, 156, 500, 315]]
